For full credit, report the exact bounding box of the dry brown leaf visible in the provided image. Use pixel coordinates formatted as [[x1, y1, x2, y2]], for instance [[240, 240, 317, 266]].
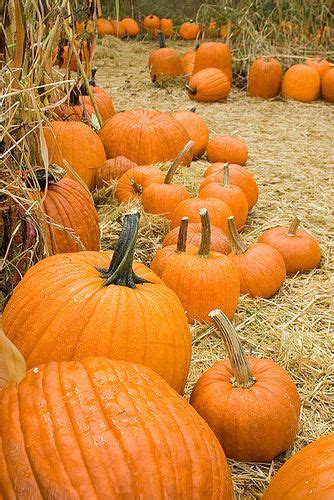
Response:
[[0, 317, 26, 388]]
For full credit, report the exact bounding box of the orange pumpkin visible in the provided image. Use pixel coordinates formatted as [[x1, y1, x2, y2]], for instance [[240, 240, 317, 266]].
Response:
[[204, 21, 218, 38], [54, 88, 94, 122], [115, 166, 164, 204], [80, 69, 116, 124], [191, 309, 300, 462], [163, 221, 231, 254], [2, 212, 192, 394], [121, 17, 140, 37], [321, 67, 334, 102], [193, 42, 232, 81], [282, 64, 320, 102], [111, 20, 126, 38], [52, 45, 77, 72], [160, 17, 173, 38], [172, 108, 209, 159], [182, 46, 198, 75], [143, 14, 160, 36], [186, 68, 231, 102], [179, 21, 201, 40], [149, 31, 183, 82], [207, 136, 248, 165], [96, 156, 137, 186], [248, 57, 283, 98], [43, 120, 106, 190], [99, 109, 193, 166], [258, 217, 321, 273], [96, 18, 114, 37], [262, 434, 334, 499], [227, 216, 286, 297], [305, 58, 330, 77]]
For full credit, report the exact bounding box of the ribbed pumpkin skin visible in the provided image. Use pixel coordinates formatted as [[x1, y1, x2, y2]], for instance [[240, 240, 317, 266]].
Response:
[[149, 48, 184, 81], [2, 251, 191, 393], [193, 42, 232, 81], [202, 163, 259, 210], [258, 226, 321, 273], [179, 22, 201, 40], [141, 183, 191, 219], [143, 15, 160, 36], [80, 86, 116, 124], [207, 136, 248, 165], [42, 177, 100, 253], [96, 156, 137, 186], [0, 357, 234, 498], [163, 223, 231, 254], [99, 109, 193, 166], [151, 244, 198, 278], [115, 166, 164, 203], [96, 18, 114, 36], [44, 121, 106, 190], [227, 243, 286, 297], [262, 434, 334, 499], [305, 58, 330, 77], [321, 68, 334, 102], [248, 58, 282, 98], [172, 110, 209, 159], [282, 64, 320, 102], [160, 18, 173, 37], [171, 198, 233, 234], [121, 18, 140, 37], [190, 356, 300, 462], [188, 68, 231, 102], [182, 50, 196, 75]]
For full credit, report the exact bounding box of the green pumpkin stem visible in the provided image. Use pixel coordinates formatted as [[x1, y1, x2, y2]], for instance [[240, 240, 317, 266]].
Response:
[[223, 163, 230, 187], [98, 211, 150, 289], [164, 140, 194, 184], [158, 30, 166, 48], [198, 208, 211, 258], [287, 217, 300, 236], [209, 309, 256, 388], [176, 217, 189, 253], [228, 216, 248, 254], [186, 84, 196, 95]]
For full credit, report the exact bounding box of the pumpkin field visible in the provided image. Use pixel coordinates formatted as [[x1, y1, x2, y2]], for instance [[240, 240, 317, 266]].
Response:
[[1, 0, 333, 498]]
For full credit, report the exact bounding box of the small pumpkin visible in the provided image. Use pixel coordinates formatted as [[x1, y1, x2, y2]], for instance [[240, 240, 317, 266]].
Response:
[[172, 108, 209, 159], [281, 64, 320, 103], [248, 57, 282, 98], [96, 156, 137, 186], [163, 221, 231, 254], [143, 14, 160, 36], [2, 212, 192, 394], [54, 87, 94, 122], [258, 216, 321, 273], [186, 68, 231, 102], [227, 216, 286, 298], [204, 21, 218, 38], [199, 163, 248, 230], [115, 166, 164, 204], [121, 17, 140, 37], [160, 17, 173, 38], [96, 18, 114, 37], [207, 136, 248, 165], [179, 21, 201, 40], [80, 68, 116, 124], [171, 197, 233, 234], [190, 309, 300, 462], [321, 67, 334, 102], [305, 58, 330, 77], [193, 42, 232, 81], [262, 434, 334, 499], [149, 31, 184, 82]]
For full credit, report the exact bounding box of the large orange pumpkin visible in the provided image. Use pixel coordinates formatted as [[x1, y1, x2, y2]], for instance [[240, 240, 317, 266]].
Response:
[[99, 109, 193, 166], [171, 197, 233, 234], [172, 108, 209, 159], [248, 57, 282, 98], [281, 64, 320, 102], [43, 120, 106, 190], [0, 357, 234, 498], [2, 212, 191, 393], [207, 136, 248, 165], [193, 42, 232, 81], [191, 309, 300, 462], [179, 21, 201, 40], [121, 18, 140, 37], [148, 31, 183, 82], [321, 67, 334, 102], [186, 68, 231, 102]]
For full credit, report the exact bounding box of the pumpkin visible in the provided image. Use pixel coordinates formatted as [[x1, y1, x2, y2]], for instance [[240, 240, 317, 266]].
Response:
[[0, 356, 234, 498], [321, 67, 334, 102], [52, 45, 77, 72], [171, 197, 233, 234], [121, 17, 140, 37], [262, 434, 334, 499], [172, 108, 209, 159], [204, 21, 218, 38], [305, 58, 330, 77], [163, 222, 231, 254], [54, 87, 94, 122], [281, 64, 320, 103], [227, 216, 286, 297], [193, 42, 232, 81], [153, 209, 240, 323], [115, 166, 164, 204], [182, 46, 198, 75], [96, 18, 114, 37], [111, 20, 126, 38], [190, 309, 300, 462], [258, 217, 321, 273], [2, 212, 191, 393], [96, 156, 137, 186], [149, 31, 184, 82], [141, 141, 193, 218], [43, 120, 106, 190], [207, 136, 248, 165], [186, 68, 231, 102], [143, 14, 160, 36], [80, 68, 116, 124], [99, 109, 193, 166], [179, 21, 201, 40], [219, 21, 232, 39], [248, 57, 282, 98], [160, 17, 173, 38], [199, 163, 248, 230], [202, 163, 259, 210]]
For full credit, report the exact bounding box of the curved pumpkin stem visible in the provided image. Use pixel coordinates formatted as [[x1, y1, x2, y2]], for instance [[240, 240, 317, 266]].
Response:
[[164, 140, 194, 184], [130, 178, 143, 195], [198, 208, 211, 258], [287, 216, 300, 236], [157, 30, 166, 48], [223, 163, 230, 187], [209, 309, 256, 388], [186, 84, 197, 95], [98, 211, 150, 288], [228, 216, 248, 253], [176, 217, 189, 253], [27, 165, 66, 189]]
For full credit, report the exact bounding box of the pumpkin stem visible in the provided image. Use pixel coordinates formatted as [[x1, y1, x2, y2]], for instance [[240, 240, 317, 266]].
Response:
[[190, 107, 196, 113], [69, 87, 81, 106], [27, 164, 66, 189], [186, 84, 197, 95], [287, 217, 300, 236], [228, 216, 248, 253], [209, 309, 256, 388], [198, 208, 211, 258], [158, 30, 166, 48], [176, 217, 189, 253], [98, 211, 150, 288], [164, 140, 194, 184], [130, 178, 143, 195], [223, 163, 230, 187], [89, 66, 97, 86]]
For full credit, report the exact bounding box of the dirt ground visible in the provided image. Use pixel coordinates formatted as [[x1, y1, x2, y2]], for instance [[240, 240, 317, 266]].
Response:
[[94, 38, 333, 498]]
